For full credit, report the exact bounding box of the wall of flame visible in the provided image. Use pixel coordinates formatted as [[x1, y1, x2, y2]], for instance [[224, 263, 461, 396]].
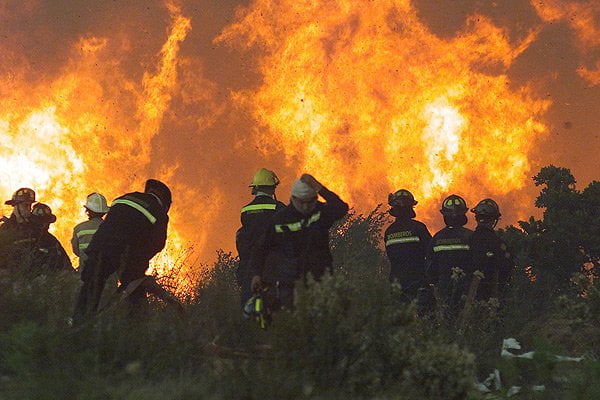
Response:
[[0, 0, 598, 277]]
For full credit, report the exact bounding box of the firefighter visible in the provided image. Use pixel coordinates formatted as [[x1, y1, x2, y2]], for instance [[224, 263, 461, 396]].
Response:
[[28, 203, 72, 272], [236, 168, 285, 306], [469, 199, 513, 301], [0, 188, 36, 270], [384, 189, 432, 301], [73, 179, 171, 321], [426, 194, 473, 315], [71, 193, 109, 272], [250, 174, 349, 311]]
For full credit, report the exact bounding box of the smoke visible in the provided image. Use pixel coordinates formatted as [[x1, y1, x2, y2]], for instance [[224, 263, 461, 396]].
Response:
[[530, 0, 600, 86]]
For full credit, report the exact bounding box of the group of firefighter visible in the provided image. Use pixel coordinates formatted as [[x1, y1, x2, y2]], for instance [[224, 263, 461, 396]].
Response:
[[0, 188, 72, 272], [0, 180, 173, 322], [237, 168, 513, 323], [0, 169, 512, 324]]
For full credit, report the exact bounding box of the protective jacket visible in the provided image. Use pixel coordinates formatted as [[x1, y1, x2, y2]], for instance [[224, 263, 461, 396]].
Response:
[[0, 216, 36, 270], [426, 226, 473, 300], [384, 217, 432, 292], [30, 231, 72, 271], [71, 217, 103, 271], [0, 216, 71, 272], [236, 195, 285, 303], [252, 187, 348, 285], [469, 225, 513, 300], [75, 192, 168, 317]]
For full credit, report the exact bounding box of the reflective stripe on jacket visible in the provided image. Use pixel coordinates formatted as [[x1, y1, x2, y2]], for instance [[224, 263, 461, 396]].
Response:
[[112, 195, 158, 224], [82, 191, 168, 285], [251, 187, 349, 284], [71, 217, 104, 269], [384, 217, 432, 285], [237, 195, 285, 269], [426, 225, 473, 288]]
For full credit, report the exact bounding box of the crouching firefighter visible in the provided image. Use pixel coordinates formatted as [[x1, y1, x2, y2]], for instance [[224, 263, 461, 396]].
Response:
[[250, 174, 349, 312], [73, 179, 171, 322]]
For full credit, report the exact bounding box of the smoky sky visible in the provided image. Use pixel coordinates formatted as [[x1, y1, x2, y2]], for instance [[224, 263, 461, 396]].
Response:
[[1, 0, 598, 262]]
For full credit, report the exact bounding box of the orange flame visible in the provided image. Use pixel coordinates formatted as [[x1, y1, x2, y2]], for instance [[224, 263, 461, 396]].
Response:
[[0, 2, 192, 273], [217, 0, 551, 227], [1, 0, 595, 275]]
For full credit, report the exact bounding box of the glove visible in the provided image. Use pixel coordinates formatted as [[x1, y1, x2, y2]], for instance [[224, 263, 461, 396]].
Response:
[[251, 275, 262, 292], [300, 174, 324, 193]]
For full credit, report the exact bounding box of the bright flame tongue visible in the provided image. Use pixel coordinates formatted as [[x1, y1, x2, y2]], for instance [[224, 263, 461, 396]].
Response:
[[421, 94, 465, 197], [0, 107, 86, 214], [0, 3, 191, 273], [219, 0, 550, 222]]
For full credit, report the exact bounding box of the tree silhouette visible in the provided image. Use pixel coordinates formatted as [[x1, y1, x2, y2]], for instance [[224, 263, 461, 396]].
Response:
[[503, 166, 599, 295]]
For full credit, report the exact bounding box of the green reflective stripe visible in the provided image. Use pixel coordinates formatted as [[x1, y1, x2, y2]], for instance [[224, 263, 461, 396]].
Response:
[[275, 221, 302, 232], [255, 297, 262, 312], [241, 204, 277, 213], [13, 238, 36, 245], [76, 229, 98, 238], [112, 199, 156, 224], [433, 244, 470, 252], [386, 237, 420, 246], [275, 211, 321, 233], [79, 243, 89, 250], [307, 212, 321, 225]]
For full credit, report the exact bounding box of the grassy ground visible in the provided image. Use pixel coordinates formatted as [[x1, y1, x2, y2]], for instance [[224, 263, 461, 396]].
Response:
[[0, 209, 598, 399]]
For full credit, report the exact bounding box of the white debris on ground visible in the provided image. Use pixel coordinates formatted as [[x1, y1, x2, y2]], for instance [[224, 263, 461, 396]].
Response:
[[475, 338, 584, 397]]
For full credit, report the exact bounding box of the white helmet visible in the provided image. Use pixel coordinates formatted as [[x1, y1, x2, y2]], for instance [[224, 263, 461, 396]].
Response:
[[85, 192, 109, 214]]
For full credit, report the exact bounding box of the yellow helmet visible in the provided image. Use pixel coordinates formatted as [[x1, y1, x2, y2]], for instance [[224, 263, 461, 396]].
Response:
[[249, 168, 280, 187]]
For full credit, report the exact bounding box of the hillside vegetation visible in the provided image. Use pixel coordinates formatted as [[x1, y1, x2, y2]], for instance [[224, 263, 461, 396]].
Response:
[[1, 166, 599, 399]]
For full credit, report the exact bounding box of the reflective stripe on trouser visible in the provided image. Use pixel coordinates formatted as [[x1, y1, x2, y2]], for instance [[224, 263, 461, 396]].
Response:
[[386, 236, 420, 246]]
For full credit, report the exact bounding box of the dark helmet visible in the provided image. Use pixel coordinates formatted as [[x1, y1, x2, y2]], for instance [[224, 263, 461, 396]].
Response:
[[388, 189, 417, 207], [31, 203, 57, 224], [440, 194, 468, 216], [5, 188, 35, 205], [145, 179, 172, 212], [471, 198, 501, 218]]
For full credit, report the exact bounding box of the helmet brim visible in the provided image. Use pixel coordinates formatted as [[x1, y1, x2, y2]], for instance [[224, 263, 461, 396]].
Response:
[[249, 183, 279, 188], [470, 208, 501, 218], [440, 210, 467, 216], [84, 205, 109, 214], [5, 199, 32, 206], [34, 215, 57, 224]]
